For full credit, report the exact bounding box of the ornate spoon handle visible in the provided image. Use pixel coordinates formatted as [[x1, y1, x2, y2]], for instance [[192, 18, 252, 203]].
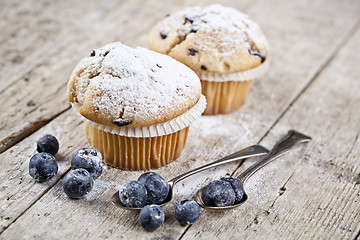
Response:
[[238, 130, 311, 183], [170, 145, 269, 185]]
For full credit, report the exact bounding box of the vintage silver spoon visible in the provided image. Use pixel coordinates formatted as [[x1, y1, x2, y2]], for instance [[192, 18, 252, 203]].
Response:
[[194, 130, 312, 211], [112, 144, 269, 210]]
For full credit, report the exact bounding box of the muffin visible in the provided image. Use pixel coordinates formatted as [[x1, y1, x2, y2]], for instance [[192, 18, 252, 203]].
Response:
[[67, 42, 206, 170], [148, 4, 269, 115]]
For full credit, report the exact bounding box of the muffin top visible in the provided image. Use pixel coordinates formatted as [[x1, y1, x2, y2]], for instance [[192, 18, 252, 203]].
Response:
[[67, 42, 201, 128], [148, 4, 269, 73]]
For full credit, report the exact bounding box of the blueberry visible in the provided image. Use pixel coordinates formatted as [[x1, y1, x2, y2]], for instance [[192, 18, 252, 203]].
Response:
[[160, 30, 167, 39], [119, 181, 147, 208], [29, 152, 58, 182], [138, 172, 169, 204], [174, 200, 202, 225], [36, 134, 59, 155], [139, 205, 165, 231], [221, 177, 245, 204], [71, 148, 103, 180], [62, 169, 94, 199], [200, 65, 207, 70], [201, 180, 236, 207]]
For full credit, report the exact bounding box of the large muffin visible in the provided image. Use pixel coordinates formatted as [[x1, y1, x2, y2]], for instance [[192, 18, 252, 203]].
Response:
[[67, 42, 206, 170], [148, 4, 269, 114]]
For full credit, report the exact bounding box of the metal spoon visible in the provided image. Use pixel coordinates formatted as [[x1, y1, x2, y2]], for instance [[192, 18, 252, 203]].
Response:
[[194, 130, 312, 211], [112, 144, 269, 210]]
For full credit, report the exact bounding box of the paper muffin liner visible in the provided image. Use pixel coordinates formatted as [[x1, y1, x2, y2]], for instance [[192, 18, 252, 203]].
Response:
[[72, 95, 205, 170], [201, 80, 252, 115], [71, 94, 206, 138], [85, 124, 189, 170], [195, 59, 269, 82]]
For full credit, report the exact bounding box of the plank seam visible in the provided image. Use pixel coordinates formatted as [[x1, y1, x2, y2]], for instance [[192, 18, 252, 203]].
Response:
[[0, 1, 129, 94], [258, 18, 360, 144], [0, 106, 71, 154], [0, 167, 72, 234], [344, 131, 359, 160], [243, 171, 294, 232], [177, 225, 192, 240], [179, 16, 360, 240], [268, 171, 294, 209], [353, 226, 360, 240], [2, 9, 360, 240]]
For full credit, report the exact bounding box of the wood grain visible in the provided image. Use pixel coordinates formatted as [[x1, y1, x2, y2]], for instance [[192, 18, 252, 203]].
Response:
[[0, 0, 254, 154], [0, 0, 183, 153], [0, 0, 359, 239], [184, 18, 360, 240], [0, 0, 257, 236]]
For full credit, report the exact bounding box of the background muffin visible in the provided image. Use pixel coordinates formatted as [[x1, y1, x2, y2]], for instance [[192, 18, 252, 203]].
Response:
[[67, 42, 206, 170], [148, 4, 269, 115]]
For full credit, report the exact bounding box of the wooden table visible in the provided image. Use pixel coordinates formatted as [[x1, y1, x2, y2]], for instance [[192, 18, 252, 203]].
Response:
[[1, 0, 359, 239]]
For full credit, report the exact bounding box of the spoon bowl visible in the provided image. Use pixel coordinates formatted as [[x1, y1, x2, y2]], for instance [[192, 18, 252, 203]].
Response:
[[194, 130, 311, 211], [111, 145, 269, 210], [194, 190, 248, 212]]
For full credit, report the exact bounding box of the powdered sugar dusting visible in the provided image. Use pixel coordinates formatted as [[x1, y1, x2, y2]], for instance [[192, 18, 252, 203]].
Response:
[[68, 42, 201, 127], [158, 4, 269, 58]]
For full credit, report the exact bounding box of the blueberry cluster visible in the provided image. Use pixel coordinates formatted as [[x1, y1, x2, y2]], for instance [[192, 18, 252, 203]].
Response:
[[201, 177, 245, 207], [138, 172, 170, 204], [29, 134, 59, 182], [63, 148, 103, 199], [119, 172, 169, 209], [28, 134, 103, 199], [119, 172, 168, 231], [119, 171, 202, 231]]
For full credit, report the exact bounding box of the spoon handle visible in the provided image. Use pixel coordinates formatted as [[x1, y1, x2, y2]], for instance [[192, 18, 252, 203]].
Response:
[[238, 130, 311, 183], [170, 145, 269, 185]]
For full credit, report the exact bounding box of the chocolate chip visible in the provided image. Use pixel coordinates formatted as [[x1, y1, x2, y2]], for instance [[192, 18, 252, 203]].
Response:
[[248, 49, 266, 63], [165, 13, 171, 17], [160, 31, 167, 39], [113, 119, 132, 127], [188, 47, 198, 56], [185, 16, 195, 24], [104, 50, 110, 56], [201, 65, 207, 70], [90, 50, 95, 57], [190, 25, 199, 33], [156, 63, 162, 68]]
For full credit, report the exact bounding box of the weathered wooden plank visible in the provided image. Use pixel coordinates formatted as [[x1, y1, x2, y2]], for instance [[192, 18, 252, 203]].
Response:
[[0, 103, 259, 237], [183, 14, 360, 240], [0, 0, 178, 153], [0, 0, 249, 154], [0, 113, 86, 232], [256, 28, 360, 239], [0, 0, 258, 237], [0, 0, 134, 91]]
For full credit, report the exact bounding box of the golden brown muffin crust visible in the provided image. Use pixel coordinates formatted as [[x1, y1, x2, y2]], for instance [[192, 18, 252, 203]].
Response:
[[67, 42, 201, 128], [148, 4, 269, 73]]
